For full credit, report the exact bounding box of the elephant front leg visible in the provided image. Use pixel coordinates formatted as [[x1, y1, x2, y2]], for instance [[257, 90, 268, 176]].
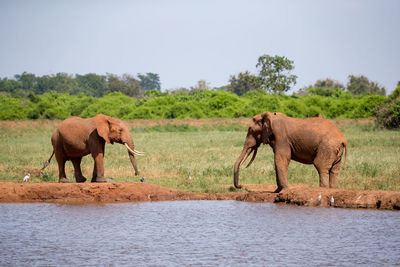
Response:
[[91, 153, 106, 182], [274, 153, 290, 193]]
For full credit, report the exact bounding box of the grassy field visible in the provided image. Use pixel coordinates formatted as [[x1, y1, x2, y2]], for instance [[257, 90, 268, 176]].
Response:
[[0, 119, 399, 192]]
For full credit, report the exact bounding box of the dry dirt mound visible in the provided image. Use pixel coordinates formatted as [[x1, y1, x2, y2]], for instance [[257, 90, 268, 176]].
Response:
[[0, 181, 399, 210], [0, 181, 242, 204]]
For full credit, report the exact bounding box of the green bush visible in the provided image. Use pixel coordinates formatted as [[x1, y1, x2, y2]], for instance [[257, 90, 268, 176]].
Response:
[[27, 91, 74, 119], [80, 92, 137, 118], [0, 90, 390, 120], [375, 83, 400, 129], [0, 97, 31, 120]]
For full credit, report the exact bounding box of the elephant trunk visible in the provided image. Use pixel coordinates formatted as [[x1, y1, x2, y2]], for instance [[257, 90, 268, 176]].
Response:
[[233, 141, 259, 189], [234, 147, 251, 189]]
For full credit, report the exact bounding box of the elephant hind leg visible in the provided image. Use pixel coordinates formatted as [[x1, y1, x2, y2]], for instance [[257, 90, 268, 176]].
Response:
[[315, 167, 329, 188], [314, 147, 341, 188], [71, 157, 87, 183], [314, 158, 331, 188], [54, 152, 68, 183], [329, 159, 342, 188]]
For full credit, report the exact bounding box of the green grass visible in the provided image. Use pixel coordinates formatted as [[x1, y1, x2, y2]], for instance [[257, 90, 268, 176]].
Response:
[[0, 119, 399, 192]]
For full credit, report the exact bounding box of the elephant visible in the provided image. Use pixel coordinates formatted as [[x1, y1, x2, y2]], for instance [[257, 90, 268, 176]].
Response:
[[43, 114, 144, 183], [234, 112, 347, 192]]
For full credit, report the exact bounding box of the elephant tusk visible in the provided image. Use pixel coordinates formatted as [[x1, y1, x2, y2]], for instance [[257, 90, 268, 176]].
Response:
[[124, 143, 145, 156], [239, 148, 252, 167], [245, 148, 257, 168], [134, 149, 145, 155]]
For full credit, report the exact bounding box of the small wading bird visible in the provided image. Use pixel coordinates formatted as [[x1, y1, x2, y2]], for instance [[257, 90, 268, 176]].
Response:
[[317, 193, 322, 202], [330, 196, 335, 206], [23, 173, 30, 182]]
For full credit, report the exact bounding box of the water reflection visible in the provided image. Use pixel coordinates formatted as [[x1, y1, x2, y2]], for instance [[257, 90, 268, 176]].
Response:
[[0, 201, 399, 266]]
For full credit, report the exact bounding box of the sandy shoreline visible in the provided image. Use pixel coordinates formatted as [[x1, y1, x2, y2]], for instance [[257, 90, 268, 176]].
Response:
[[0, 181, 399, 210]]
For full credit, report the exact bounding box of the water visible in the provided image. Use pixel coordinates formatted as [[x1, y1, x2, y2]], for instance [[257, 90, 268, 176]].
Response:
[[0, 201, 399, 266]]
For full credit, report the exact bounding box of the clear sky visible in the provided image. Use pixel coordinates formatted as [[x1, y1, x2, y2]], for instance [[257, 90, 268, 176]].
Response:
[[0, 0, 399, 93]]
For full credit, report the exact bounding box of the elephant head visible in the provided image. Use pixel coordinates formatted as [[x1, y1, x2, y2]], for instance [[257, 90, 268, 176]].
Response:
[[94, 114, 143, 176], [233, 112, 274, 189]]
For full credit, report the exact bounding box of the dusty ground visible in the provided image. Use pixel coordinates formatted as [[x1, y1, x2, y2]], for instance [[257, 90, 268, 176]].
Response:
[[0, 181, 399, 210]]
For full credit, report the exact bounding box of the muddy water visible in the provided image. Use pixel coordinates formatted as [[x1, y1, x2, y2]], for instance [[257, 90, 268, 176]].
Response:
[[0, 201, 399, 266]]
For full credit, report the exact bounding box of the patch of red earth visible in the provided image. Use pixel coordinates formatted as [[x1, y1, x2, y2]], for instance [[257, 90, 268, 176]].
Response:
[[0, 181, 399, 210]]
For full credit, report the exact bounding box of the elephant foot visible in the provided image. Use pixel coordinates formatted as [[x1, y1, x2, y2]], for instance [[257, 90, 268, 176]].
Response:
[[91, 177, 107, 183], [76, 177, 87, 183], [59, 177, 69, 183], [274, 186, 288, 193]]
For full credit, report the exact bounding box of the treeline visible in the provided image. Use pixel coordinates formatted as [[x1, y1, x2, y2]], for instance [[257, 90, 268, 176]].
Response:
[[0, 55, 388, 99], [1, 53, 398, 128], [0, 72, 161, 97], [0, 89, 387, 121]]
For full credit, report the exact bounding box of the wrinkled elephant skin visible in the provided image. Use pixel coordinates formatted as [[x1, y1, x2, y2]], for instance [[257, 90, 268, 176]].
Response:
[[234, 112, 347, 192], [47, 114, 142, 183]]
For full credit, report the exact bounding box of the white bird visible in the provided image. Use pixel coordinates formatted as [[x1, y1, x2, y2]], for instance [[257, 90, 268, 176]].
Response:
[[23, 173, 30, 182], [317, 193, 322, 202], [330, 196, 335, 205], [188, 169, 192, 181]]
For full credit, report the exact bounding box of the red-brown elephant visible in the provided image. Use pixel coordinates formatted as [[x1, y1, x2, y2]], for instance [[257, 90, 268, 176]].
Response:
[[234, 112, 347, 192], [44, 114, 144, 183]]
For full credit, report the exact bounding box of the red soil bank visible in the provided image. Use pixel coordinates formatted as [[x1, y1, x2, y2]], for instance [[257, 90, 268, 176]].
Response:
[[0, 181, 399, 210]]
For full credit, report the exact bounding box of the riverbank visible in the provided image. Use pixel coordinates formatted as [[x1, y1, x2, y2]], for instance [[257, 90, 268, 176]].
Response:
[[1, 181, 399, 210]]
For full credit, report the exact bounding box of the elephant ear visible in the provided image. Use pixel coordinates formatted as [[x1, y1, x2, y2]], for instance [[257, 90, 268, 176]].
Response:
[[261, 112, 273, 143], [94, 114, 111, 144]]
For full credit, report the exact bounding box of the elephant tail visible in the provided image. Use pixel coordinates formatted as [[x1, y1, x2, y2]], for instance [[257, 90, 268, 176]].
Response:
[[41, 151, 55, 170], [341, 141, 347, 170]]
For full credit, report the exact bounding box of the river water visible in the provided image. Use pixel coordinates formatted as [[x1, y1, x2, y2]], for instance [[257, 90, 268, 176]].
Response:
[[0, 201, 399, 266]]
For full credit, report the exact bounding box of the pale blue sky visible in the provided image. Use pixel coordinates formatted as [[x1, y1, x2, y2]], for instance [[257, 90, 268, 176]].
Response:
[[0, 0, 399, 93]]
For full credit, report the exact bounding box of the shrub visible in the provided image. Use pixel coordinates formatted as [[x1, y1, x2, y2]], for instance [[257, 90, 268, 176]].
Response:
[[0, 90, 390, 120], [375, 83, 400, 129], [165, 102, 205, 119], [28, 91, 73, 119], [0, 97, 31, 120], [80, 92, 136, 118]]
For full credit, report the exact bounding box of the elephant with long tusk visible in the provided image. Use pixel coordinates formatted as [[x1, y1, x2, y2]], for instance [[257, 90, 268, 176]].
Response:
[[43, 114, 144, 183], [234, 112, 347, 192]]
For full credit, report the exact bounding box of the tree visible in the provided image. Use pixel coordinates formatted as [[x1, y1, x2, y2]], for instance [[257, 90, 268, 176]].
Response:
[[0, 78, 22, 94], [256, 55, 297, 94], [107, 74, 142, 97], [76, 73, 107, 97], [36, 75, 55, 94], [314, 78, 344, 90], [52, 73, 78, 94], [14, 72, 37, 92], [190, 80, 211, 92], [297, 78, 345, 97], [137, 73, 161, 91], [227, 71, 261, 96], [347, 75, 386, 96]]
